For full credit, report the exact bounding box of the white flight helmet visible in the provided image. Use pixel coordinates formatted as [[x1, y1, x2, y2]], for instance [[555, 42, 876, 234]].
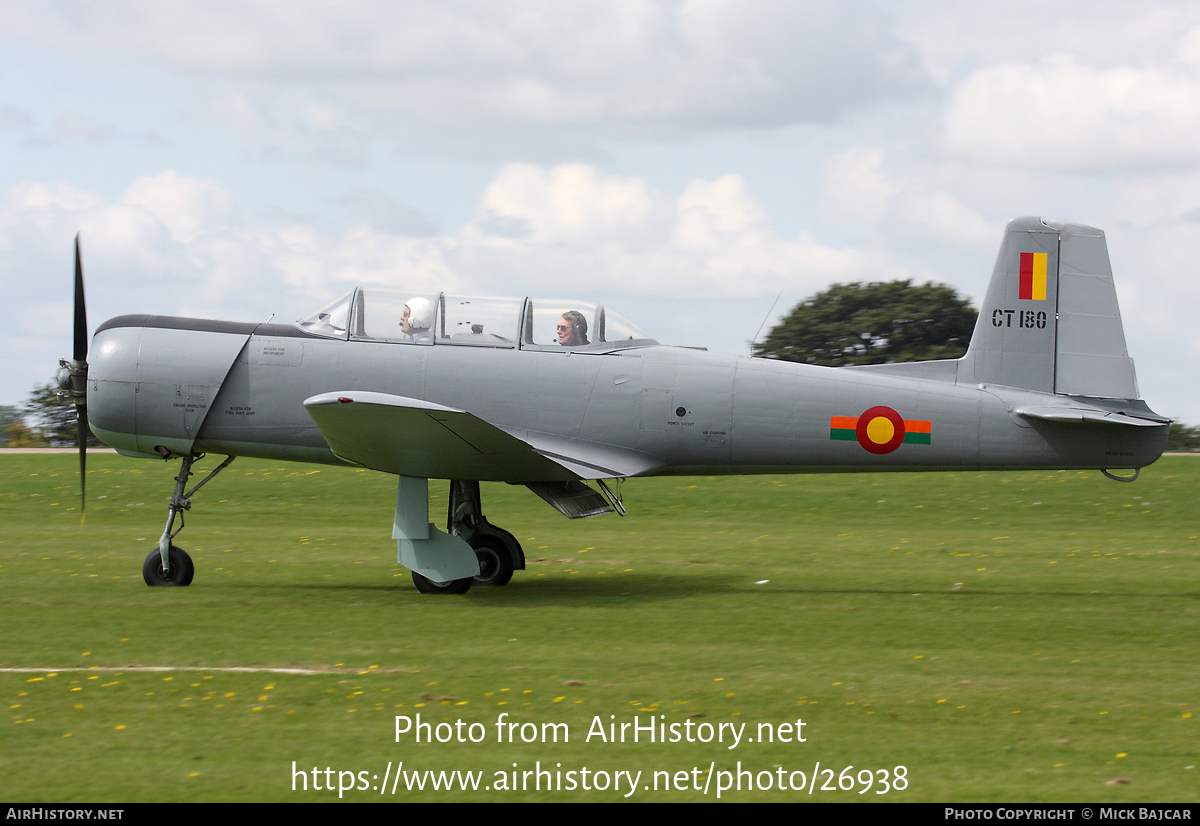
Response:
[[405, 296, 433, 329]]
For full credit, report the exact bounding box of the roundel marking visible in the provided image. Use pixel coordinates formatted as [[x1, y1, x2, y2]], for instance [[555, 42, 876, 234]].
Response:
[[855, 406, 906, 455]]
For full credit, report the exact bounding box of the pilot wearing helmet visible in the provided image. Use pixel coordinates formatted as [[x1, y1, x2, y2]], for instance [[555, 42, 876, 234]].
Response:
[[557, 310, 589, 347], [401, 297, 433, 342]]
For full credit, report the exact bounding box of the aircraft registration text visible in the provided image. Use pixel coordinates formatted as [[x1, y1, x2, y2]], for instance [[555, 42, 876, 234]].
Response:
[[992, 309, 1048, 329]]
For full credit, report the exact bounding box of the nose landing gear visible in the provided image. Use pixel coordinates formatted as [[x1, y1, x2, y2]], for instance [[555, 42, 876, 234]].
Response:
[[142, 453, 235, 587]]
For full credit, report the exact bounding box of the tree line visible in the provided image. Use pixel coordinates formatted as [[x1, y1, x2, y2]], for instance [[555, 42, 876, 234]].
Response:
[[2, 383, 103, 448]]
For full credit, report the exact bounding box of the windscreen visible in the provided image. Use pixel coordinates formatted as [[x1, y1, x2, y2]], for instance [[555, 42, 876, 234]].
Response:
[[295, 291, 353, 339]]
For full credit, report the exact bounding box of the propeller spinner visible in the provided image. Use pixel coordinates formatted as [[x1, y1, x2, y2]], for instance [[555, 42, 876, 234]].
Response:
[[57, 234, 89, 516]]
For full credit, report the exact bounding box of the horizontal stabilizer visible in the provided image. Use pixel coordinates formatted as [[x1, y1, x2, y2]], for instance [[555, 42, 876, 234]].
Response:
[[1015, 406, 1169, 427], [526, 481, 615, 519]]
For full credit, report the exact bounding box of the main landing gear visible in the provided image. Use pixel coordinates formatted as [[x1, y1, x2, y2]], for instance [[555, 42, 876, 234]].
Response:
[[392, 477, 524, 595], [446, 479, 524, 589], [142, 453, 235, 587]]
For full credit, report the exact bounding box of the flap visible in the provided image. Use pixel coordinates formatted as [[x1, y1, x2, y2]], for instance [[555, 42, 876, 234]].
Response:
[[515, 431, 665, 479], [525, 480, 615, 519]]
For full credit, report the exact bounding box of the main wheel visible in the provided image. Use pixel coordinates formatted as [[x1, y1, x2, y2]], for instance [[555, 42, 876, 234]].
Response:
[[411, 572, 472, 594], [142, 545, 195, 587], [470, 536, 514, 586]]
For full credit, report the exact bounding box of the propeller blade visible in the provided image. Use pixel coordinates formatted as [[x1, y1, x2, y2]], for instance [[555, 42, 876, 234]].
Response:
[[74, 234, 87, 363], [73, 234, 88, 519], [78, 408, 87, 518]]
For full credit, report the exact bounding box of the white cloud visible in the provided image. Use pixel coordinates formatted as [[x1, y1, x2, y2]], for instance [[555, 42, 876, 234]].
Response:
[[1103, 218, 1200, 419], [119, 171, 237, 244], [895, 1, 1200, 82], [1, 164, 888, 305], [942, 56, 1200, 170], [473, 163, 671, 247], [821, 146, 999, 248], [4, 181, 105, 215], [1107, 173, 1200, 228], [3, 0, 926, 148], [451, 165, 903, 297], [821, 146, 900, 228]]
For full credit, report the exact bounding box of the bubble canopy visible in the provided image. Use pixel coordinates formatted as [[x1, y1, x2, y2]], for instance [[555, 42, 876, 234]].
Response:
[[296, 289, 654, 350]]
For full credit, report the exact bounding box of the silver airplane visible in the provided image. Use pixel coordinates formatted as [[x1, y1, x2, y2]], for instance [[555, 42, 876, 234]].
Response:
[[57, 217, 1169, 594]]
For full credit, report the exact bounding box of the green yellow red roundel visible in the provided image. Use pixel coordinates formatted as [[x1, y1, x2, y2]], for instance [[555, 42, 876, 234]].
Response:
[[830, 407, 932, 455]]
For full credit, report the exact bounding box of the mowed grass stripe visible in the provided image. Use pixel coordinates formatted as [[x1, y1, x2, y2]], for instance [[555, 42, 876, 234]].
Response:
[[1, 667, 401, 675]]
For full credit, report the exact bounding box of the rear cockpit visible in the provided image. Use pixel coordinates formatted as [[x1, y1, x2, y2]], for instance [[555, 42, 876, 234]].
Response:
[[296, 289, 655, 351]]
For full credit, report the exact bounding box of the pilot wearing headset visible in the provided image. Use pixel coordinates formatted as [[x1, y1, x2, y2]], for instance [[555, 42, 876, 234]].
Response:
[[401, 297, 433, 342], [557, 310, 589, 347]]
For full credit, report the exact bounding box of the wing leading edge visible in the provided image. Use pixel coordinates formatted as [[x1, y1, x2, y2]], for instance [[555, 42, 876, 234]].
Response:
[[303, 391, 661, 482]]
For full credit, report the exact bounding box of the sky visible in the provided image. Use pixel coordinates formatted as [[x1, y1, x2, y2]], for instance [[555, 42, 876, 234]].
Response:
[[2, 1, 1199, 422]]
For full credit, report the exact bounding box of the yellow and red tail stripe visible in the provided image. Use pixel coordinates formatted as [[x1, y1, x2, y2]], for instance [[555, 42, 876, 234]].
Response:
[[830, 406, 932, 455], [1019, 252, 1048, 300]]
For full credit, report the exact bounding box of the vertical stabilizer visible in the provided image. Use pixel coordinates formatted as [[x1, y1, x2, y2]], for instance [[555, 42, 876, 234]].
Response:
[[966, 217, 1059, 393], [963, 217, 1138, 399]]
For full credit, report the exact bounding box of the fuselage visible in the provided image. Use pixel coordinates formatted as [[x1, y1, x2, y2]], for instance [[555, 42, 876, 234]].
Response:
[[86, 314, 1168, 480]]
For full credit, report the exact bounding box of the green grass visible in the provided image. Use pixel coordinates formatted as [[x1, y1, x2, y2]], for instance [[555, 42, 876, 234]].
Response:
[[1, 453, 1197, 801]]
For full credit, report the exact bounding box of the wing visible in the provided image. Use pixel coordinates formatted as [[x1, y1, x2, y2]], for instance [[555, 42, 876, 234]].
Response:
[[303, 391, 661, 482]]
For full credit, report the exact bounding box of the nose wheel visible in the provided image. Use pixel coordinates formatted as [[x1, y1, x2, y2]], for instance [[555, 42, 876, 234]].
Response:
[[142, 545, 195, 586]]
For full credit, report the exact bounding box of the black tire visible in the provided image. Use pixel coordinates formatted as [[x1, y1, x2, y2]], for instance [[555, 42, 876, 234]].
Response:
[[142, 546, 195, 587], [411, 571, 472, 594], [470, 536, 514, 586]]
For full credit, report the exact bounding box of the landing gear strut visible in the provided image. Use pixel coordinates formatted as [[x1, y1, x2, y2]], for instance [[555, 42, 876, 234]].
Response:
[[447, 480, 524, 586], [142, 453, 235, 587]]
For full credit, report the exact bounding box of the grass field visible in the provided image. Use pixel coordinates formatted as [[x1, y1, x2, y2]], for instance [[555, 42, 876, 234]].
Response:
[[1, 452, 1197, 802]]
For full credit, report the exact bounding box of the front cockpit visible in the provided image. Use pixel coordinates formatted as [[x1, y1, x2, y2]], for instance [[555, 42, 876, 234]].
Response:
[[296, 290, 655, 351]]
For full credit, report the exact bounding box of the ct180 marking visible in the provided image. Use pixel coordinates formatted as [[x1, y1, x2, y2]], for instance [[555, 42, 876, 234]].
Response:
[[992, 309, 1047, 329]]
